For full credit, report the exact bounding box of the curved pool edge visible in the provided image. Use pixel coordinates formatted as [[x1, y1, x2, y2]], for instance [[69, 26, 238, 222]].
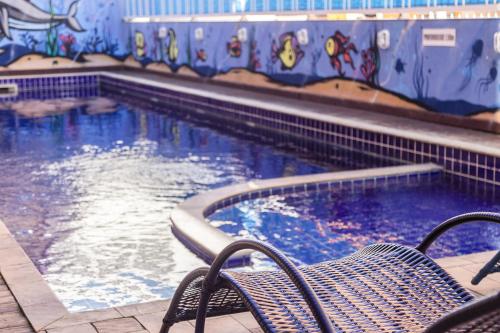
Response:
[[170, 163, 443, 266]]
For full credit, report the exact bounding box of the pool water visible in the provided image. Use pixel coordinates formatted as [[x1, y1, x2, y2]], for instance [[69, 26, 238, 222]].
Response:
[[209, 177, 500, 269], [0, 96, 392, 311]]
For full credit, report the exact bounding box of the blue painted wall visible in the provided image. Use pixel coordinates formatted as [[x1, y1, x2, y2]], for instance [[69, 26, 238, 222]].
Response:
[[0, 0, 128, 67], [127, 19, 499, 118], [0, 2, 497, 123]]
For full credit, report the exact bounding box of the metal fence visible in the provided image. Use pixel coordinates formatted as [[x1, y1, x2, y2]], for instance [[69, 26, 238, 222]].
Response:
[[125, 0, 495, 16]]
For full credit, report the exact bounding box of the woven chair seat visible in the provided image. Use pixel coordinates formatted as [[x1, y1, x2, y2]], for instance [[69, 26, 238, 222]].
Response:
[[168, 244, 474, 332]]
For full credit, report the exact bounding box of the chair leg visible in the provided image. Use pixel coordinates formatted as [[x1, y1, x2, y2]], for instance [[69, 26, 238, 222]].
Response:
[[160, 268, 210, 333], [194, 287, 212, 333], [159, 322, 171, 333], [471, 251, 500, 285]]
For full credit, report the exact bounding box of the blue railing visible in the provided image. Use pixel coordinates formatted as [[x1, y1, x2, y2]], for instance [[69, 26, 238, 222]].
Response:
[[125, 0, 494, 16]]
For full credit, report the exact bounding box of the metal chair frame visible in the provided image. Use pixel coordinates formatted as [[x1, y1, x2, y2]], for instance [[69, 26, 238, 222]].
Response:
[[161, 212, 500, 333]]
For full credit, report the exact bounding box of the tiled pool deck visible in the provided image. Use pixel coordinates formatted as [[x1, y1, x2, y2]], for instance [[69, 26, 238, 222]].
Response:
[[1, 218, 499, 333]]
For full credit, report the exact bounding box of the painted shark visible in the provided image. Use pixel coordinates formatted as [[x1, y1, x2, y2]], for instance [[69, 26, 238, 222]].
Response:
[[0, 0, 84, 40]]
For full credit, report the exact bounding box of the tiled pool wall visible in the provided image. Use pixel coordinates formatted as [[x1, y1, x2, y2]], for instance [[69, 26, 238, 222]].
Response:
[[0, 74, 100, 102], [100, 82, 399, 171], [204, 167, 445, 219], [99, 74, 500, 188], [0, 73, 497, 187]]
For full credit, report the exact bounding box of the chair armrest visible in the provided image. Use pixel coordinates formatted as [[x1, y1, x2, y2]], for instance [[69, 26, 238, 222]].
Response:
[[195, 239, 335, 333], [416, 212, 500, 254]]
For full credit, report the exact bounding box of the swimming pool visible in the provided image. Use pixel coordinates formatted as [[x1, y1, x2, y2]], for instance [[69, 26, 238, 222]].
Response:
[[0, 95, 393, 311], [209, 175, 500, 270]]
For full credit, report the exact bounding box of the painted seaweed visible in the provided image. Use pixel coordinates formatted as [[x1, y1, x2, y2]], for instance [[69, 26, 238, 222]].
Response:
[[412, 41, 428, 99], [85, 28, 104, 54], [45, 0, 59, 57]]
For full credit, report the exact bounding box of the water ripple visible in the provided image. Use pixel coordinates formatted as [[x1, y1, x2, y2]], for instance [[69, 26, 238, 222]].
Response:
[[0, 99, 330, 311]]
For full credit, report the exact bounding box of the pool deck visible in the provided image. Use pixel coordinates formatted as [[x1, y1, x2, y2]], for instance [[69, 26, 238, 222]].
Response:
[[1, 219, 499, 333]]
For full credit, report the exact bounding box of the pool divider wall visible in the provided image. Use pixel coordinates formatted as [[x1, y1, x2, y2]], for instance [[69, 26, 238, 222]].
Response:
[[99, 71, 500, 187], [170, 164, 443, 266]]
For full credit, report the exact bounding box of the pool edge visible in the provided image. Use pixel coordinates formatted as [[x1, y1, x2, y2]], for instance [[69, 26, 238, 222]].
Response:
[[171, 163, 443, 266], [0, 219, 68, 331]]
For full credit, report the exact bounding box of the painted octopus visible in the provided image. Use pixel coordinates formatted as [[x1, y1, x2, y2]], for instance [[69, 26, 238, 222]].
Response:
[[477, 61, 497, 95]]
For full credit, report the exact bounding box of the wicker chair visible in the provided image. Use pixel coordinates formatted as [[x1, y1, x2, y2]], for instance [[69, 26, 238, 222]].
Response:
[[161, 212, 500, 332]]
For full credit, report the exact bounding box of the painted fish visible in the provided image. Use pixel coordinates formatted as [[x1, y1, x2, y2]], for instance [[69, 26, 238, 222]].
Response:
[[325, 31, 357, 76], [271, 32, 304, 71], [226, 36, 241, 58], [395, 58, 406, 74], [135, 31, 146, 58], [167, 28, 178, 63], [0, 0, 84, 40]]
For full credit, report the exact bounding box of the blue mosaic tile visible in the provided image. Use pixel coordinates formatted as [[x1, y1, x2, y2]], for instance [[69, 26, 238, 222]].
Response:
[[478, 168, 487, 179], [469, 165, 477, 177]]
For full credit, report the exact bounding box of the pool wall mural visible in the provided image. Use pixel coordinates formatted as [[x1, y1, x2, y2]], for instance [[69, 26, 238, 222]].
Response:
[[0, 0, 128, 70], [0, 5, 498, 129], [123, 19, 500, 127]]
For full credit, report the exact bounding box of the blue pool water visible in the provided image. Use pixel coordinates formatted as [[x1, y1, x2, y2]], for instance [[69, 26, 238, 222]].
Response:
[[209, 176, 500, 269], [0, 96, 392, 311]]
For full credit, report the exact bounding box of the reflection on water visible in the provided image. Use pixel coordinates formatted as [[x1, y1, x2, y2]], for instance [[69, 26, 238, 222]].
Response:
[[0, 97, 117, 118], [0, 98, 330, 311]]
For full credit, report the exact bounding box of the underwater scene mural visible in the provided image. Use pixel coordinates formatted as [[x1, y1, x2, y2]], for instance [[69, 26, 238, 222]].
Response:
[[125, 19, 499, 125], [0, 0, 128, 70], [0, 6, 497, 127]]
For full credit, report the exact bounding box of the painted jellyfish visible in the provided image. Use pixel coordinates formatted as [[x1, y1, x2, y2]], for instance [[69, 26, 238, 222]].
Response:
[[476, 61, 498, 95], [458, 39, 484, 92]]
